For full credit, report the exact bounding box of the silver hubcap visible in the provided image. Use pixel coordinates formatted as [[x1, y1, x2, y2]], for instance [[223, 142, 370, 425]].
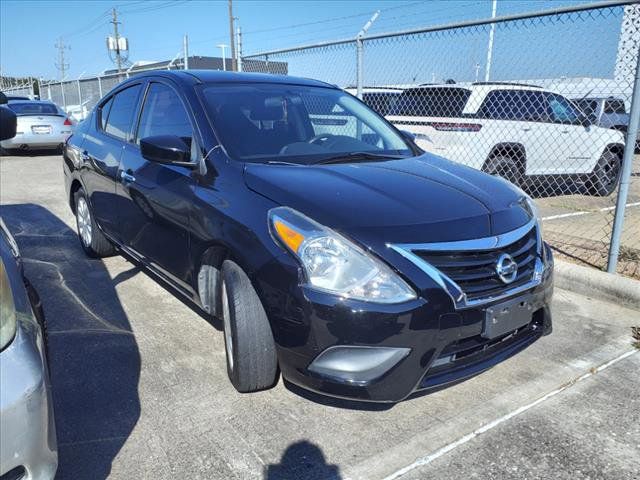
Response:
[[221, 281, 234, 371], [77, 197, 92, 247]]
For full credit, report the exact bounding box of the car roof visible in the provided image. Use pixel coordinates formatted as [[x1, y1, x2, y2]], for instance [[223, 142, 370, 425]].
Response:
[[575, 97, 624, 102], [128, 69, 336, 89], [7, 99, 56, 104]]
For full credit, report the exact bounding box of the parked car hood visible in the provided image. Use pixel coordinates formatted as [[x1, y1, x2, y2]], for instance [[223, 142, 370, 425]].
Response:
[[244, 153, 533, 244]]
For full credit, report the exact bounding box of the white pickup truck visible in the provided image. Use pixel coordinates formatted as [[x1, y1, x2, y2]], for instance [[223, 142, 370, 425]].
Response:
[[385, 83, 626, 196]]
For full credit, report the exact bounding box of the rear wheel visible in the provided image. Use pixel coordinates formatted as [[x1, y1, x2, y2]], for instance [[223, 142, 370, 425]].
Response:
[[221, 260, 278, 393], [483, 155, 524, 187], [74, 189, 115, 257], [587, 149, 621, 197]]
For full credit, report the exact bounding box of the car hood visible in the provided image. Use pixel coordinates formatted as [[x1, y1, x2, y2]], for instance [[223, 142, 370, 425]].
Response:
[[244, 153, 533, 244]]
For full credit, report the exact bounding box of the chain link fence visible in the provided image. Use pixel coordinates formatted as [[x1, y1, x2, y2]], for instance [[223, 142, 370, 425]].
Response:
[[243, 1, 640, 278], [36, 63, 186, 122]]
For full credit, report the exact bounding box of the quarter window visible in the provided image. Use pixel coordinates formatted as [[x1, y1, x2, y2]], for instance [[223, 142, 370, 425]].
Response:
[[99, 97, 114, 131], [104, 84, 143, 140], [136, 83, 193, 146]]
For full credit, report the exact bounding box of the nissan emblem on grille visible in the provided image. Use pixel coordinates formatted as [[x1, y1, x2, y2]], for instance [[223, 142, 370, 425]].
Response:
[[496, 253, 518, 284]]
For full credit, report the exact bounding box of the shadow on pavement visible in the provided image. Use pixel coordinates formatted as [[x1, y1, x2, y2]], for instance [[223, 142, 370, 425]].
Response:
[[264, 441, 342, 480], [1, 203, 140, 480]]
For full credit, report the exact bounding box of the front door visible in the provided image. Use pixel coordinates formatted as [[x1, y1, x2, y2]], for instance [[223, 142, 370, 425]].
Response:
[[116, 81, 197, 292]]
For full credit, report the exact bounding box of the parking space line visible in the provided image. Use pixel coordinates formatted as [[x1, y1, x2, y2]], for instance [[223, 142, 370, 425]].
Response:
[[378, 348, 638, 480], [541, 202, 640, 221]]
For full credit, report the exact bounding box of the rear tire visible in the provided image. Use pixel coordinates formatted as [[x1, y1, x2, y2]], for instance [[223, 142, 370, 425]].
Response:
[[221, 260, 278, 393], [74, 189, 115, 258], [587, 149, 621, 197], [483, 155, 524, 187]]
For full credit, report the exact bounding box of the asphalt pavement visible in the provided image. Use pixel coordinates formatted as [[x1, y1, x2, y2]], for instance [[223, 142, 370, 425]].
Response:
[[1, 153, 638, 480]]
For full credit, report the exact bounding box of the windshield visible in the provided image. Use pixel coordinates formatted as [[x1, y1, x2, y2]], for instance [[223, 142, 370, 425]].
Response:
[[8, 102, 61, 116], [200, 83, 413, 164]]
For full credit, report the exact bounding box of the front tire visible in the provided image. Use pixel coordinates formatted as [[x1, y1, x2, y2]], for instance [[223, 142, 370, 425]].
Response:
[[221, 260, 278, 393], [587, 149, 621, 197], [74, 189, 115, 257]]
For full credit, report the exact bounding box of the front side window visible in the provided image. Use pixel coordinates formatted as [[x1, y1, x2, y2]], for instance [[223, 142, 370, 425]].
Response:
[[136, 83, 193, 146], [200, 83, 412, 164], [547, 94, 581, 124], [575, 99, 598, 119], [603, 99, 626, 114], [104, 84, 143, 140]]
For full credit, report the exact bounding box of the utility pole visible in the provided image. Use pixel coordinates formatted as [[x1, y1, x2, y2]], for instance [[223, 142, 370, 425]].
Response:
[[111, 8, 123, 73], [54, 37, 70, 81], [484, 0, 497, 82], [183, 34, 189, 69], [228, 0, 236, 71]]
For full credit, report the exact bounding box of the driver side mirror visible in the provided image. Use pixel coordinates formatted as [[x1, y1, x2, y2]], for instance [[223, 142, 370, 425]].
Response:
[[0, 92, 17, 141], [400, 130, 416, 142], [140, 135, 194, 166]]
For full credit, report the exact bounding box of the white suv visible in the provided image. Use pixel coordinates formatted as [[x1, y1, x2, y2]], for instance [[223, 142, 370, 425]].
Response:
[[385, 83, 625, 196]]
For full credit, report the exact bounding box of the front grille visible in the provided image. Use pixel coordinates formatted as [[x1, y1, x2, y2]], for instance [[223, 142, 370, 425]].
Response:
[[414, 226, 538, 301]]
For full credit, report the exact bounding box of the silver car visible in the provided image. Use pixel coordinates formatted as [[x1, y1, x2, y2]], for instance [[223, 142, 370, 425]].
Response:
[[0, 218, 57, 480], [0, 100, 73, 153]]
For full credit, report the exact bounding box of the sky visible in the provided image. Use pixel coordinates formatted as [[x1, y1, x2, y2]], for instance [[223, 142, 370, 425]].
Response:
[[0, 0, 624, 82]]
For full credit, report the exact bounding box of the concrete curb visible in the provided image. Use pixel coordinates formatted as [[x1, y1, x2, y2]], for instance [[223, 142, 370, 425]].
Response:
[[554, 259, 640, 310]]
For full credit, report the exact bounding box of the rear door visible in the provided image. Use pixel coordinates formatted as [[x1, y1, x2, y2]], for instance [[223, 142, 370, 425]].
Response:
[[116, 80, 198, 292], [81, 83, 144, 236]]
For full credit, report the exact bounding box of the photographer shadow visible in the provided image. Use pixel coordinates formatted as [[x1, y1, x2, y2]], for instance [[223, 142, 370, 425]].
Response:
[[1, 203, 141, 480]]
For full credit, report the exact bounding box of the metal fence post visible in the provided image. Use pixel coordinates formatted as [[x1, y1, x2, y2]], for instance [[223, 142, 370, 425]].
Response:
[[61, 81, 67, 111], [77, 79, 82, 109], [356, 37, 363, 100], [607, 52, 640, 273], [98, 76, 103, 98]]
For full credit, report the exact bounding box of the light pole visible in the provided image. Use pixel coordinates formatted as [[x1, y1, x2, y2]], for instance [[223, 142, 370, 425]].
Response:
[[217, 44, 228, 71]]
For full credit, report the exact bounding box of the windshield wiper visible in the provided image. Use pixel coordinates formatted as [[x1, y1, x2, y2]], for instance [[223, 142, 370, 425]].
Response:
[[313, 152, 407, 165]]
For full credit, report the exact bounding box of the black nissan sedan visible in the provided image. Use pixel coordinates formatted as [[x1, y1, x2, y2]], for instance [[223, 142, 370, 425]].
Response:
[[63, 70, 553, 403]]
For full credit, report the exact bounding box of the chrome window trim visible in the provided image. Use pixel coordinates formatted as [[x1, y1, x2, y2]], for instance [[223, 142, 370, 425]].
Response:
[[388, 220, 543, 310]]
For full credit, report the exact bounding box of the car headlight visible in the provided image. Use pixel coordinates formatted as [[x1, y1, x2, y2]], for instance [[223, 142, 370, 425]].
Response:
[[269, 207, 416, 304], [0, 259, 17, 351]]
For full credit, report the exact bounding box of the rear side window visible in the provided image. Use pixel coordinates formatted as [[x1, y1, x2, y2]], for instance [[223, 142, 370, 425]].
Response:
[[603, 99, 626, 114], [477, 90, 547, 121], [136, 83, 193, 145], [363, 92, 401, 116], [104, 84, 143, 140], [391, 88, 471, 117], [99, 97, 114, 131]]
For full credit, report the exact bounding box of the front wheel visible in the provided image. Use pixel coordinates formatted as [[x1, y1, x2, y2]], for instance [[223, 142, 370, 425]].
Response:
[[587, 149, 621, 197], [74, 189, 115, 257], [221, 260, 279, 393]]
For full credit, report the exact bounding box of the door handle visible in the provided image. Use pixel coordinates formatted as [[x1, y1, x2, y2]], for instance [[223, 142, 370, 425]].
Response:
[[120, 171, 136, 183]]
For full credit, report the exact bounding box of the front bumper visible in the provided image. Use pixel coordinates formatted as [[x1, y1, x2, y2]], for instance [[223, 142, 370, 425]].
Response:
[[259, 246, 554, 403], [0, 311, 57, 479]]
